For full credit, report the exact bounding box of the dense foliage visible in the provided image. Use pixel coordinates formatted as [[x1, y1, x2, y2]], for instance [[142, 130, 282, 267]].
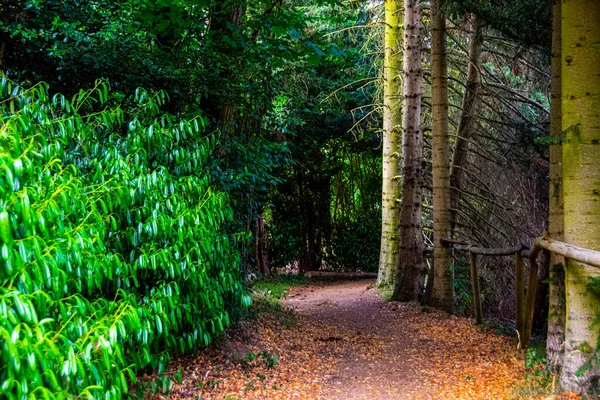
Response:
[[0, 80, 249, 398], [0, 0, 382, 276]]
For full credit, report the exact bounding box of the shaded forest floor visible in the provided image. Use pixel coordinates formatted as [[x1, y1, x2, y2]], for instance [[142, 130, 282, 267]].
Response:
[[141, 280, 551, 399]]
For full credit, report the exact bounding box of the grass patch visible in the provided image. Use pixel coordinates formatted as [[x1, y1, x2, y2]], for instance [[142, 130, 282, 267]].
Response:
[[229, 274, 305, 326], [235, 274, 309, 324], [252, 274, 309, 301]]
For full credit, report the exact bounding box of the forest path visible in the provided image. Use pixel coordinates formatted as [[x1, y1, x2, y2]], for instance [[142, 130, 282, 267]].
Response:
[[284, 280, 525, 399], [148, 280, 527, 399]]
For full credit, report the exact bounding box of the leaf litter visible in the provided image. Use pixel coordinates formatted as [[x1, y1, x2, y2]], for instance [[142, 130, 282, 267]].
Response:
[[139, 280, 578, 399]]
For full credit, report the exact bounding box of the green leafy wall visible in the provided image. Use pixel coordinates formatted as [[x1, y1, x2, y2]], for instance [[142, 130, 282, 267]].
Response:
[[0, 79, 249, 398]]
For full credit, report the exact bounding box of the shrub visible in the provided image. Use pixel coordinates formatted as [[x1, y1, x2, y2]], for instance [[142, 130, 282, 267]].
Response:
[[0, 78, 250, 398]]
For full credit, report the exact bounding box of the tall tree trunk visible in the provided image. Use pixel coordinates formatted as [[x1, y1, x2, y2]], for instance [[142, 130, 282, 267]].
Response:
[[559, 0, 600, 393], [428, 0, 453, 313], [377, 0, 403, 291], [546, 0, 565, 374], [393, 0, 425, 302], [449, 15, 482, 236]]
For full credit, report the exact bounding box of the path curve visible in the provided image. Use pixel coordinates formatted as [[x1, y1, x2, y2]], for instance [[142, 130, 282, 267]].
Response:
[[147, 279, 527, 399]]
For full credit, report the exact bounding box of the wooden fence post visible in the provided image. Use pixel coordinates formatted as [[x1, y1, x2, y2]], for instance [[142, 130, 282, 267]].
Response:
[[469, 251, 482, 324], [515, 253, 525, 343], [522, 254, 540, 349]]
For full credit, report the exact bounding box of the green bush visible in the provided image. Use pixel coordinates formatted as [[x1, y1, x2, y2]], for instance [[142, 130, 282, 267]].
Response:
[[0, 79, 250, 398]]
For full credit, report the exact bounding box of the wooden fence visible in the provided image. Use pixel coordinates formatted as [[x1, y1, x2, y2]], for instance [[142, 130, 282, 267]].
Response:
[[441, 236, 600, 349]]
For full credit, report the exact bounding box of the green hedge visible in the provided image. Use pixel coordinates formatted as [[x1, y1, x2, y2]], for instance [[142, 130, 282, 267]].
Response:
[[0, 79, 250, 398]]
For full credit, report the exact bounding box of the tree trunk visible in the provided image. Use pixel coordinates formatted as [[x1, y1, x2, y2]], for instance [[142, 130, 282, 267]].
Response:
[[559, 0, 600, 393], [255, 211, 270, 277], [533, 251, 550, 332], [546, 0, 566, 376], [207, 1, 246, 134], [428, 0, 453, 313], [0, 38, 6, 67], [297, 167, 311, 273], [317, 175, 333, 259], [449, 15, 482, 236], [392, 0, 425, 302], [377, 0, 403, 291]]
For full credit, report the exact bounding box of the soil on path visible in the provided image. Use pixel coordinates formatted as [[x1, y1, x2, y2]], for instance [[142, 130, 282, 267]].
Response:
[[147, 279, 528, 399], [285, 280, 525, 399]]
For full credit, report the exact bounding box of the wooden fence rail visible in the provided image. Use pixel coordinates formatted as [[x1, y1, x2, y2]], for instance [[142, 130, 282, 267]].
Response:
[[440, 236, 600, 349]]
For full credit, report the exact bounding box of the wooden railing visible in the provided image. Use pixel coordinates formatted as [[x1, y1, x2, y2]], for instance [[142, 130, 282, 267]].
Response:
[[441, 236, 600, 349]]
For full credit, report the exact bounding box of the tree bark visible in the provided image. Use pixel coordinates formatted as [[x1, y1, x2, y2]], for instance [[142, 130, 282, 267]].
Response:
[[469, 251, 482, 324], [207, 0, 246, 134], [255, 211, 270, 277], [546, 0, 566, 375], [297, 167, 312, 273], [533, 251, 550, 332], [449, 15, 482, 236], [428, 0, 453, 313], [516, 253, 525, 340], [393, 0, 425, 302], [559, 0, 600, 393], [0, 38, 6, 67], [377, 0, 403, 291]]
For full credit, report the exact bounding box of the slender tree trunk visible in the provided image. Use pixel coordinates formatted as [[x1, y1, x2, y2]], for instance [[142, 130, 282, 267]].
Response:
[[393, 0, 425, 302], [297, 167, 311, 273], [559, 0, 600, 393], [428, 0, 452, 312], [311, 176, 328, 270], [317, 173, 333, 257], [255, 211, 270, 276], [449, 15, 482, 236], [0, 38, 6, 67], [254, 214, 260, 271], [378, 0, 403, 291], [533, 251, 550, 331]]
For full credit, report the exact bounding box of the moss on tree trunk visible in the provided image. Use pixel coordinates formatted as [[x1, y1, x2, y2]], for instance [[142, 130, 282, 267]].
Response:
[[378, 0, 403, 291], [560, 0, 600, 393]]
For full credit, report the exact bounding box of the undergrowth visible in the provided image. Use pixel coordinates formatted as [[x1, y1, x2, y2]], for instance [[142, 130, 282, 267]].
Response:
[[509, 341, 557, 399], [252, 274, 309, 302], [135, 276, 300, 398]]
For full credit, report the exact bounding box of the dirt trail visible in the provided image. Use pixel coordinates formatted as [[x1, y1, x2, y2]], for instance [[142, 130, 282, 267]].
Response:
[[149, 280, 527, 399], [284, 280, 525, 399]]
